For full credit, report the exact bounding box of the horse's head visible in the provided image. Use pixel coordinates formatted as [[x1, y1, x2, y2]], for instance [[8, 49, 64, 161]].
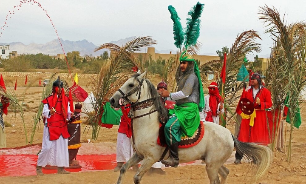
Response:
[[110, 72, 146, 108]]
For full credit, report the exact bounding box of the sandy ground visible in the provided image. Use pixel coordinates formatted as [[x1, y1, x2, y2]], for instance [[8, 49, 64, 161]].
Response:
[[0, 73, 306, 184]]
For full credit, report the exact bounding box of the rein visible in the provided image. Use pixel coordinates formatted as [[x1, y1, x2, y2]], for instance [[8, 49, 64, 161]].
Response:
[[130, 97, 158, 119]]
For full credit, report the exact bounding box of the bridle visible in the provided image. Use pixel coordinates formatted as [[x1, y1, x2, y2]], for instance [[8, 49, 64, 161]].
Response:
[[117, 77, 144, 104], [116, 77, 158, 119]]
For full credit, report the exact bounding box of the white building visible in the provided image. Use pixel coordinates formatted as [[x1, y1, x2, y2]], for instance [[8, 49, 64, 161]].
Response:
[[0, 45, 10, 59]]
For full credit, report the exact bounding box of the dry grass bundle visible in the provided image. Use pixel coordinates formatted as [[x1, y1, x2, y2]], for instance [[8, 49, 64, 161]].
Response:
[[89, 36, 156, 139], [259, 5, 306, 161]]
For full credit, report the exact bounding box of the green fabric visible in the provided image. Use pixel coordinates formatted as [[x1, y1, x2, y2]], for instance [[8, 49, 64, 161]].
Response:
[[174, 102, 200, 137], [284, 94, 301, 128], [243, 57, 248, 63], [193, 61, 205, 111], [164, 116, 181, 145], [237, 64, 249, 82], [101, 102, 122, 125]]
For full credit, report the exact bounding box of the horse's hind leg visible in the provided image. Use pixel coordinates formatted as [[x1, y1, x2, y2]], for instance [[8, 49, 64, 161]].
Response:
[[117, 153, 142, 184], [218, 165, 229, 184], [133, 157, 156, 184], [206, 163, 221, 184]]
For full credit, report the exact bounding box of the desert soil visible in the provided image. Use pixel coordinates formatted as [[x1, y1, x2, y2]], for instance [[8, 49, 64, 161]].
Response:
[[0, 72, 305, 184]]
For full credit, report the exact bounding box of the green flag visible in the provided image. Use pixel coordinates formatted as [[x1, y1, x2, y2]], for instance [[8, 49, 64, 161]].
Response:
[[101, 102, 122, 125], [237, 64, 249, 82], [284, 94, 301, 128]]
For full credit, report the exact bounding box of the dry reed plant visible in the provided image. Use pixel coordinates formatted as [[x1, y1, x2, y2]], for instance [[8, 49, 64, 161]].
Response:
[[88, 36, 156, 139], [259, 5, 306, 161]]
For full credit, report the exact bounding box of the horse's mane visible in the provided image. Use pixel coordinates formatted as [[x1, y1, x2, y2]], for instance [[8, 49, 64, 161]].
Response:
[[132, 73, 168, 123]]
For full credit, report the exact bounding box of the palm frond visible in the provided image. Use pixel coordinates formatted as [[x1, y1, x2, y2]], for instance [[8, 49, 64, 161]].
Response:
[[94, 43, 121, 52]]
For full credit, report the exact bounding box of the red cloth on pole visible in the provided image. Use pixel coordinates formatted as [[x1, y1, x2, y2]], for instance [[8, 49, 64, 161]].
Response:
[[25, 75, 28, 85], [39, 79, 41, 86], [0, 75, 6, 91], [220, 53, 227, 84], [14, 79, 17, 90], [69, 83, 88, 102]]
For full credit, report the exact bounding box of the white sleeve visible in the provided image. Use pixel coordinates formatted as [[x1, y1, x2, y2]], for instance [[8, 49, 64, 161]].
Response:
[[42, 104, 50, 118], [170, 91, 187, 101], [67, 102, 72, 120]]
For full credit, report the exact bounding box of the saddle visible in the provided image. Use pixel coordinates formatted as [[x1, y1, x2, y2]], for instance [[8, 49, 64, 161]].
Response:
[[157, 121, 205, 149]]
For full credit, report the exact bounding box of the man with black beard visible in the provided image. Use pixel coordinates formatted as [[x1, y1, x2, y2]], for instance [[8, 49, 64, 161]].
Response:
[[159, 52, 204, 167]]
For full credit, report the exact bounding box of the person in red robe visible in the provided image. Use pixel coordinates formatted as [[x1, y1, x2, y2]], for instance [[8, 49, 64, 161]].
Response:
[[235, 73, 272, 164], [36, 78, 72, 175]]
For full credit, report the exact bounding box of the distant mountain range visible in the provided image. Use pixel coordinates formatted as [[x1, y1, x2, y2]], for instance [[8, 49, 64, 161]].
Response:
[[0, 37, 174, 57]]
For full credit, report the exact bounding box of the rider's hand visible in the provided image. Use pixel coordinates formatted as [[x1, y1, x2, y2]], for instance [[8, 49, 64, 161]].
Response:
[[160, 90, 170, 97]]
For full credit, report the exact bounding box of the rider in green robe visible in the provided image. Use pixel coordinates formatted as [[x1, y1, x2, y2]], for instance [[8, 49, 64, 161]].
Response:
[[159, 52, 204, 167]]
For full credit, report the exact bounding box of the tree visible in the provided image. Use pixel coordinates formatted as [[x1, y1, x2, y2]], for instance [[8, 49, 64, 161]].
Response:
[[102, 51, 109, 60]]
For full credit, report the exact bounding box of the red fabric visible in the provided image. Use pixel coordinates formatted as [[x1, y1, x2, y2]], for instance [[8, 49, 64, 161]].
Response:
[[69, 89, 74, 112], [25, 75, 28, 85], [0, 75, 6, 91], [205, 111, 213, 122], [220, 53, 227, 84], [267, 109, 281, 144], [208, 86, 221, 116], [61, 89, 68, 119], [283, 106, 288, 117], [69, 83, 88, 102], [42, 95, 70, 141], [237, 87, 272, 145], [39, 79, 41, 86], [1, 96, 9, 115], [118, 104, 132, 138], [101, 123, 113, 128], [14, 79, 17, 90]]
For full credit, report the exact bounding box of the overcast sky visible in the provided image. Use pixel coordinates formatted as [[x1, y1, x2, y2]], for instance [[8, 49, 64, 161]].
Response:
[[0, 0, 305, 59]]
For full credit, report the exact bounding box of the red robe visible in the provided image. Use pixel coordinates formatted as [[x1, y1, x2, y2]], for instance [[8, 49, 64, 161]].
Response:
[[236, 86, 272, 145], [118, 104, 132, 138], [42, 95, 70, 141]]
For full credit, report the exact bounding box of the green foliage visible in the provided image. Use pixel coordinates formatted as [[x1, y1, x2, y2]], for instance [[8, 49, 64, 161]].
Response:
[[216, 47, 229, 60], [2, 56, 31, 71], [102, 51, 109, 60]]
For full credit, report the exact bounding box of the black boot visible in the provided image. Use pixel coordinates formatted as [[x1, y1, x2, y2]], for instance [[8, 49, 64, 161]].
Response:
[[161, 142, 179, 167]]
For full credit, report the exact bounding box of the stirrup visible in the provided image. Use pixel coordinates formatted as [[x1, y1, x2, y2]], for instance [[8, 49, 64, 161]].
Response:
[[161, 157, 179, 168]]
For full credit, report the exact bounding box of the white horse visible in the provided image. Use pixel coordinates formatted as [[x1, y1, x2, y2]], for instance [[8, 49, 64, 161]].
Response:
[[110, 72, 272, 184]]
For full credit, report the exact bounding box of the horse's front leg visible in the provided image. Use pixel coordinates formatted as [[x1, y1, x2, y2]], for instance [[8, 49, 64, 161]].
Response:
[[133, 157, 156, 184], [117, 153, 142, 184]]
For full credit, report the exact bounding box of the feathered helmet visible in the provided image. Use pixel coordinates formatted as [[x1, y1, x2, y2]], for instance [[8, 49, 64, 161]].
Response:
[[168, 2, 205, 111]]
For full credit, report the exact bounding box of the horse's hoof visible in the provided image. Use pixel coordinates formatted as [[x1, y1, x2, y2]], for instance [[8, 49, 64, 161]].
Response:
[[234, 159, 241, 165]]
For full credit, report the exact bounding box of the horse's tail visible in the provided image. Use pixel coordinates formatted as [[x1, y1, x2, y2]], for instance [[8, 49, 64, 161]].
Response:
[[232, 135, 272, 180]]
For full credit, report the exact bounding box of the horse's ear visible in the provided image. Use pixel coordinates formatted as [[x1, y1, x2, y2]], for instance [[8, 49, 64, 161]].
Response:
[[139, 71, 146, 79]]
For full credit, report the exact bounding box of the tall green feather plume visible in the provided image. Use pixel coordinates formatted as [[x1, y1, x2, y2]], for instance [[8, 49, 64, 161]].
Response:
[[168, 5, 184, 49], [185, 2, 204, 48]]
